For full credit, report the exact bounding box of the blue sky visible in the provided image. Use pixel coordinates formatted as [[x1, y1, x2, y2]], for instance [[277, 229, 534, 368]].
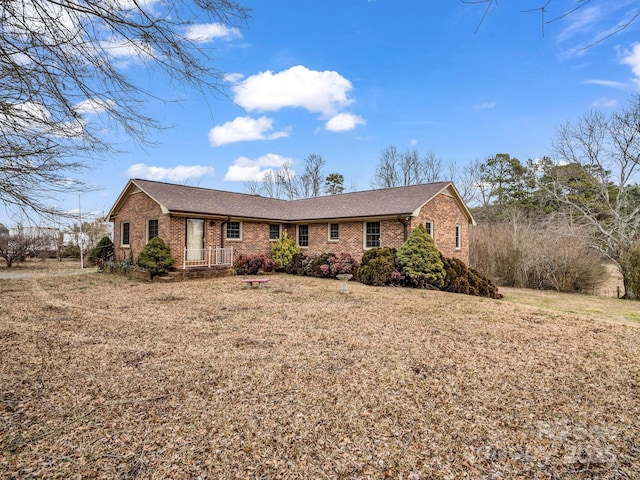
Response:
[[5, 0, 640, 227]]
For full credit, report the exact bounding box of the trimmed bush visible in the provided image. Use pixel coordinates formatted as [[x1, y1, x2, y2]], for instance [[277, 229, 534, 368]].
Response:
[[88, 236, 114, 266], [306, 253, 334, 278], [328, 252, 358, 277], [234, 254, 277, 275], [285, 252, 307, 275], [397, 224, 445, 288], [271, 231, 300, 272], [358, 247, 401, 286], [136, 237, 174, 277]]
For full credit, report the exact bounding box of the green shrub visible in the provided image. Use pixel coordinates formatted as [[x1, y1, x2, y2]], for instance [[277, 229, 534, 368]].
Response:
[[271, 231, 300, 272], [306, 253, 334, 277], [285, 252, 307, 275], [397, 224, 445, 288], [136, 237, 174, 277], [88, 236, 114, 266], [234, 254, 277, 275], [358, 247, 400, 286], [441, 255, 502, 299]]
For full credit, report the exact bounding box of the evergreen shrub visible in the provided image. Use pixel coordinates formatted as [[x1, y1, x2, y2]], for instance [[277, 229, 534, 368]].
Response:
[[136, 237, 174, 277], [397, 224, 445, 288], [271, 231, 300, 272]]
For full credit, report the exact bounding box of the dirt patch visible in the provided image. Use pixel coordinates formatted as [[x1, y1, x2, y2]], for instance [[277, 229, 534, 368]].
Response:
[[1, 274, 639, 478]]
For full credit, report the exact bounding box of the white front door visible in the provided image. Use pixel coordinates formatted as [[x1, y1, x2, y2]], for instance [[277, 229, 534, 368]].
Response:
[[186, 219, 205, 261]]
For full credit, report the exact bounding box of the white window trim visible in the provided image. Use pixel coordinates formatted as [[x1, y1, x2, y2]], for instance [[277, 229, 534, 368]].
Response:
[[121, 221, 131, 247], [225, 221, 243, 241], [269, 223, 282, 241], [363, 221, 381, 250], [297, 224, 309, 248], [425, 220, 433, 238], [328, 222, 339, 242], [455, 224, 461, 250], [146, 218, 159, 243]]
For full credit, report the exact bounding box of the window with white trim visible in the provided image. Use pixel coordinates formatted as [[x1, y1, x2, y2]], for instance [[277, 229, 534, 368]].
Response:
[[269, 224, 281, 240], [365, 221, 380, 249], [147, 219, 158, 242], [455, 224, 461, 249], [329, 223, 339, 241], [226, 221, 241, 240], [298, 225, 309, 247], [121, 222, 130, 246], [425, 220, 433, 237]]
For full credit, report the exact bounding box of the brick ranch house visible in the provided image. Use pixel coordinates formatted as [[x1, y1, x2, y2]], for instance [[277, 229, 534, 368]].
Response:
[[106, 179, 476, 269]]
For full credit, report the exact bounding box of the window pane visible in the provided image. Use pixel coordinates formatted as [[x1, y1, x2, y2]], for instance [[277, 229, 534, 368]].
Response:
[[269, 224, 280, 240], [455, 225, 461, 249], [122, 222, 130, 245], [425, 221, 432, 237], [226, 221, 241, 239], [366, 222, 380, 248], [298, 225, 309, 247], [148, 219, 158, 241], [329, 223, 339, 240]]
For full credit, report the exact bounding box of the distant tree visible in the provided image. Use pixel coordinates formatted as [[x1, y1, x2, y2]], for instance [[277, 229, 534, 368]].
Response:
[[372, 146, 443, 188], [300, 154, 325, 197], [0, 223, 8, 235], [0, 0, 249, 219], [397, 224, 445, 288], [542, 95, 640, 299], [478, 153, 530, 210], [0, 225, 48, 267], [324, 173, 345, 195]]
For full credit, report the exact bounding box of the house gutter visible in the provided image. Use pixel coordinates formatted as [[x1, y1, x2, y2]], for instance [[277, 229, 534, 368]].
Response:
[[220, 217, 230, 248], [398, 215, 411, 241]]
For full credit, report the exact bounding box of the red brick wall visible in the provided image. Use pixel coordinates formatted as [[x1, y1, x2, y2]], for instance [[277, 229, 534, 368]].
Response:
[[412, 193, 470, 263], [112, 192, 166, 262]]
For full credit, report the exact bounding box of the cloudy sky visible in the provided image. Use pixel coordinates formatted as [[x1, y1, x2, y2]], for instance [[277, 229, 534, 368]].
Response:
[[5, 0, 640, 225]]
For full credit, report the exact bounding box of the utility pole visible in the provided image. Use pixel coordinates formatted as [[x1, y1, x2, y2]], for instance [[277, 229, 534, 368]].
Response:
[[79, 194, 84, 269]]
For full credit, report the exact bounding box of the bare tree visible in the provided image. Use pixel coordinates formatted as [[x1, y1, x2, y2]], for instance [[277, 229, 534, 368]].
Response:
[[300, 154, 326, 197], [372, 146, 444, 188], [0, 224, 50, 267], [0, 0, 249, 218], [542, 95, 640, 298], [372, 146, 401, 188], [462, 0, 640, 48]]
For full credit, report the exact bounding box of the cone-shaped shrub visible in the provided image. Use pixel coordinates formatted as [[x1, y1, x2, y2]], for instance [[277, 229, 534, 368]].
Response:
[[136, 237, 174, 277], [397, 224, 445, 288]]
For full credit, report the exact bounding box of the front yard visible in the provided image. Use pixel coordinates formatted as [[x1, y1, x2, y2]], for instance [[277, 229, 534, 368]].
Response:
[[1, 268, 639, 478]]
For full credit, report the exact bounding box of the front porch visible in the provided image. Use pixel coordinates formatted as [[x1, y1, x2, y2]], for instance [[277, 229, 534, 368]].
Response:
[[183, 246, 234, 269]]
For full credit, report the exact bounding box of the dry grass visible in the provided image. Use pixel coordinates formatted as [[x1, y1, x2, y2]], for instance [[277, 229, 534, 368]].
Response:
[[1, 266, 639, 479]]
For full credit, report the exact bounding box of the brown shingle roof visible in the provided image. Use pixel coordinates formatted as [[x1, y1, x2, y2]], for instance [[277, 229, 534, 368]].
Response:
[[109, 179, 475, 224]]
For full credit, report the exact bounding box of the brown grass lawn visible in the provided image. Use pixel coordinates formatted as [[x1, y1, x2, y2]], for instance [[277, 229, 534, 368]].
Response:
[[1, 261, 639, 479]]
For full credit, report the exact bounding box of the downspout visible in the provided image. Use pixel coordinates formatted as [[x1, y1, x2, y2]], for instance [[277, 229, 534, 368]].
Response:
[[220, 216, 230, 248], [398, 215, 411, 241]]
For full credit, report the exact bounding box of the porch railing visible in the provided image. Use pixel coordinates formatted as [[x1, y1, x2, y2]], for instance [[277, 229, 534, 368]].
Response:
[[183, 246, 234, 268]]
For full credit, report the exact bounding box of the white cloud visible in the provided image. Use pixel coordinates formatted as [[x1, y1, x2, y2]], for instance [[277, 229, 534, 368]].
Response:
[[410, 139, 418, 147], [583, 79, 629, 89], [185, 23, 241, 42], [324, 112, 366, 132], [224, 153, 294, 182], [126, 163, 215, 181], [208, 116, 289, 146], [621, 42, 640, 88], [99, 37, 154, 63], [473, 102, 496, 110], [75, 98, 115, 114], [231, 65, 354, 116], [591, 97, 619, 108]]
